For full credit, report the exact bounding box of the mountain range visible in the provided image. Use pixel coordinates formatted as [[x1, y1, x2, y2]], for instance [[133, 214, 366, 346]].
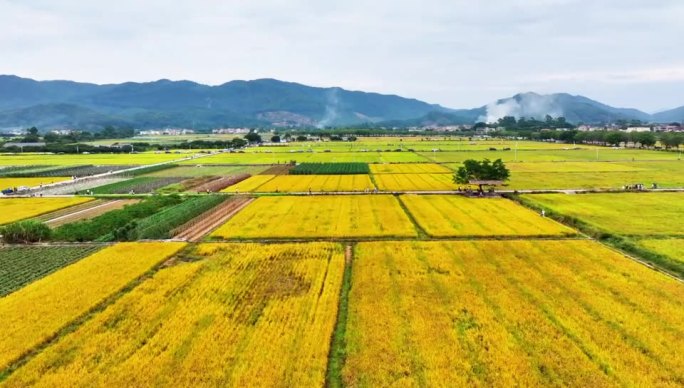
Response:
[[0, 75, 682, 130]]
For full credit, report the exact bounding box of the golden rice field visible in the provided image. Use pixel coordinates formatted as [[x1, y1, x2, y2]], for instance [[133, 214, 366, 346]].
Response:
[[373, 173, 457, 191], [521, 192, 684, 236], [0, 177, 72, 189], [369, 163, 452, 174], [344, 240, 684, 387], [211, 195, 416, 239], [255, 174, 375, 192], [638, 239, 684, 264], [400, 195, 575, 237], [0, 153, 184, 166], [0, 242, 186, 371], [222, 174, 276, 192], [2, 243, 343, 387], [0, 197, 93, 225]]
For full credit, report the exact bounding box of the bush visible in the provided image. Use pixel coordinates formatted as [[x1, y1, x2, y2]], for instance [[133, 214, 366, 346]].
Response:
[[1, 220, 52, 243]]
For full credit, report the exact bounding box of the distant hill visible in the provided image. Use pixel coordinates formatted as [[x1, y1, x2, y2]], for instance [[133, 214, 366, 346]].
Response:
[[0, 75, 680, 130], [0, 75, 448, 130], [653, 106, 684, 123]]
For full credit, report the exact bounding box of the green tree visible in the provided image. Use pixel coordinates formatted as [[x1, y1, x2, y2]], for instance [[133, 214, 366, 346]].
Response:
[[244, 131, 262, 143], [605, 132, 626, 146], [454, 158, 510, 193], [271, 135, 281, 143]]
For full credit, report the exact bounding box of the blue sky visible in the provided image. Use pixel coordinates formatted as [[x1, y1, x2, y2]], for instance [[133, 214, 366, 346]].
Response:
[[1, 0, 683, 112]]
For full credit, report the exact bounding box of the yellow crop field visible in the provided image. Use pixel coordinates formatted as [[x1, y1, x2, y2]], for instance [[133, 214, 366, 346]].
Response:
[[0, 197, 94, 225], [638, 239, 684, 264], [0, 242, 185, 371], [212, 195, 416, 238], [0, 153, 183, 166], [521, 192, 684, 235], [373, 173, 457, 191], [222, 174, 275, 192], [255, 174, 375, 192], [401, 195, 575, 237], [0, 177, 72, 189], [344, 240, 684, 386], [4, 243, 344, 387], [369, 163, 452, 174]]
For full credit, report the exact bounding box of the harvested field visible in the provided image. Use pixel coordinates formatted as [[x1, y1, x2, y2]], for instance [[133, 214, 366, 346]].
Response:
[[173, 197, 254, 241], [194, 174, 251, 192], [90, 177, 184, 194], [259, 164, 294, 175], [144, 165, 268, 177]]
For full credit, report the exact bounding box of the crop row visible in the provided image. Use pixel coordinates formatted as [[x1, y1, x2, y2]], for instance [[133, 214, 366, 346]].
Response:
[[89, 177, 185, 194], [51, 196, 184, 241], [290, 162, 370, 175], [0, 245, 104, 297], [126, 195, 229, 239]]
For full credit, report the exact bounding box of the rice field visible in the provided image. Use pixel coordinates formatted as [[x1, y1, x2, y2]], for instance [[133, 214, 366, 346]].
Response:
[[254, 175, 375, 192], [0, 177, 72, 189], [521, 192, 684, 236], [144, 165, 269, 177], [2, 243, 344, 387], [0, 153, 185, 166], [369, 163, 452, 174], [373, 173, 457, 191], [419, 148, 679, 163], [0, 242, 186, 371], [222, 174, 276, 192], [0, 197, 94, 225], [343, 240, 684, 386], [637, 239, 684, 264], [211, 195, 416, 239], [401, 195, 576, 237], [179, 151, 429, 165]]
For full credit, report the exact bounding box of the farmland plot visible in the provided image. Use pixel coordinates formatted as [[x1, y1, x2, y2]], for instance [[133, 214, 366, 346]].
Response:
[[3, 243, 344, 387], [255, 174, 375, 192], [521, 192, 684, 236], [369, 163, 452, 174], [222, 174, 276, 192], [401, 195, 575, 237], [344, 240, 684, 387], [637, 239, 684, 264], [0, 177, 72, 190], [373, 173, 457, 191], [0, 197, 93, 225], [211, 195, 416, 239], [0, 245, 104, 297], [0, 242, 186, 371]]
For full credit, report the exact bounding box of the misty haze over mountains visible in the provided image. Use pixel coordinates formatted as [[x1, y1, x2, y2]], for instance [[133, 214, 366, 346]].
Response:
[[0, 75, 682, 130]]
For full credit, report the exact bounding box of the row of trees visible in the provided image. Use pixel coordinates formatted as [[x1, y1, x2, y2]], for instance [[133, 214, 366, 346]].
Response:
[[533, 129, 682, 148]]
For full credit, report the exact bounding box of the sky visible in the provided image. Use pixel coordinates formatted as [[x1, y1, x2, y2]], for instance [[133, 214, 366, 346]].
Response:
[[1, 0, 683, 112]]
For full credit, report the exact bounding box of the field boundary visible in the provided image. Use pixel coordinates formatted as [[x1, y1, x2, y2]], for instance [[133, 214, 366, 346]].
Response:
[[326, 243, 353, 388]]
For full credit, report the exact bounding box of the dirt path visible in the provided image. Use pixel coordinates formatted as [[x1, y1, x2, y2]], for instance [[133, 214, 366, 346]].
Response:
[[45, 199, 140, 227]]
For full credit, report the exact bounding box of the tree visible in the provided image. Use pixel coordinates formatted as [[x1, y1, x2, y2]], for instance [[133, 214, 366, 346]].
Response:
[[605, 132, 626, 146], [244, 131, 262, 143], [635, 132, 656, 148], [296, 135, 308, 141], [661, 132, 683, 149], [454, 158, 510, 193], [271, 135, 281, 143]]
